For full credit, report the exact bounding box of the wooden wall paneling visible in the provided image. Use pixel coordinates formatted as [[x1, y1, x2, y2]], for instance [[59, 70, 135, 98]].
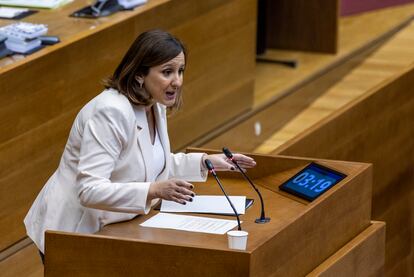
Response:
[[198, 13, 414, 152], [167, 0, 256, 149], [0, 0, 256, 252], [0, 0, 244, 146], [255, 6, 414, 108], [265, 0, 339, 53], [171, 81, 254, 149], [0, 109, 76, 251], [307, 221, 385, 277], [273, 65, 414, 276], [201, 41, 379, 152]]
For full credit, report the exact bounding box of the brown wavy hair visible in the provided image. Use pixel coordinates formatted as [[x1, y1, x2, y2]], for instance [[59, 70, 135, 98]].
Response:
[[104, 29, 187, 112]]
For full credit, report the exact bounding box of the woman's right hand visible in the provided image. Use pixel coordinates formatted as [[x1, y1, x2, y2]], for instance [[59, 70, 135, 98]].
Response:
[[148, 179, 195, 205]]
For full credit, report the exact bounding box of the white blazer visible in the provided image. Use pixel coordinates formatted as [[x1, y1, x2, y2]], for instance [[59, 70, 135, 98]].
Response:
[[24, 89, 207, 253]]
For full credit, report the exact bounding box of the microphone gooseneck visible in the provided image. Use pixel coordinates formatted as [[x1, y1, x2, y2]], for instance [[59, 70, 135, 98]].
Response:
[[223, 147, 270, 224], [204, 159, 242, 231]]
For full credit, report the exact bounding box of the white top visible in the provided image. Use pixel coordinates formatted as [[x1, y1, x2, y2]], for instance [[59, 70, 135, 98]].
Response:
[[23, 89, 207, 253], [149, 129, 165, 181]]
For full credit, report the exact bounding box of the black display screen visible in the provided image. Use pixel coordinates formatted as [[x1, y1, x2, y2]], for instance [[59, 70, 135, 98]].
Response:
[[279, 163, 346, 201]]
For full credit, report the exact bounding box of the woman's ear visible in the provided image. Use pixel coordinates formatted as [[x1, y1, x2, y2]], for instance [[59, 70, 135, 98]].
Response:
[[136, 75, 144, 88], [135, 75, 144, 82]]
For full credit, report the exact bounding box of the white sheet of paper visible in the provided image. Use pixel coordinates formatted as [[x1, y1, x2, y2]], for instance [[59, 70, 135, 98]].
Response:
[[0, 0, 72, 9], [161, 195, 246, 215], [140, 213, 240, 234], [0, 7, 28, 18]]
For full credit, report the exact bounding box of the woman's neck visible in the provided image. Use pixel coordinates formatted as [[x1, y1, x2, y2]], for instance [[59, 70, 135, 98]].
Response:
[[145, 104, 153, 114]]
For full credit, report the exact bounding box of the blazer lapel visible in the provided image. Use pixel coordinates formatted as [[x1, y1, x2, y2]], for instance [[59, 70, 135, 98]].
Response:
[[133, 105, 152, 182], [153, 104, 170, 180]]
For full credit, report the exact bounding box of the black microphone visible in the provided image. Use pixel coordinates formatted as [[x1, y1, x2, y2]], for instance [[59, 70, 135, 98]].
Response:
[[204, 159, 242, 231], [223, 147, 270, 224]]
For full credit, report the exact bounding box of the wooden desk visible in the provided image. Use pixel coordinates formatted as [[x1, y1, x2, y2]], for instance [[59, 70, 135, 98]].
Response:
[[45, 154, 374, 276], [0, 0, 256, 252]]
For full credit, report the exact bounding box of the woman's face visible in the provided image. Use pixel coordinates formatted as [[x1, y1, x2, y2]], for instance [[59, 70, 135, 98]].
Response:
[[142, 51, 185, 107]]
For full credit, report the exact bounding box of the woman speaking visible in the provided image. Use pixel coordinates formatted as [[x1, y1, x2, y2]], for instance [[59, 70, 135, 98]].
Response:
[[24, 29, 256, 261]]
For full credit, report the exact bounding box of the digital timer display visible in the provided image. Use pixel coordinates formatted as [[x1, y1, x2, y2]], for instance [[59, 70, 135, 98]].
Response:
[[279, 163, 346, 201]]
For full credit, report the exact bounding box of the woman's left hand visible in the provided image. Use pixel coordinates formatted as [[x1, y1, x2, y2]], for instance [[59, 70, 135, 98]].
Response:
[[202, 153, 256, 171]]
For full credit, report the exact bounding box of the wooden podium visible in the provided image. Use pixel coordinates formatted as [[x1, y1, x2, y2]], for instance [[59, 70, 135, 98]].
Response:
[[44, 153, 383, 276]]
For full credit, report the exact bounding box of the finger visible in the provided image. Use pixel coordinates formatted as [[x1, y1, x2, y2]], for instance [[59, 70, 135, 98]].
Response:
[[236, 158, 256, 164], [234, 165, 247, 173], [184, 194, 193, 202], [171, 196, 186, 205], [215, 166, 236, 171], [215, 162, 235, 171], [237, 162, 256, 167], [236, 162, 255, 168], [175, 180, 194, 190], [212, 156, 236, 170], [233, 154, 256, 164], [234, 158, 256, 166], [176, 186, 195, 197], [174, 191, 193, 203]]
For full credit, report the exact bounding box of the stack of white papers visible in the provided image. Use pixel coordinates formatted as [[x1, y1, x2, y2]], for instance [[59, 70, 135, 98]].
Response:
[[161, 195, 246, 215], [0, 0, 72, 9], [118, 0, 147, 9], [140, 213, 240, 235], [0, 7, 28, 18]]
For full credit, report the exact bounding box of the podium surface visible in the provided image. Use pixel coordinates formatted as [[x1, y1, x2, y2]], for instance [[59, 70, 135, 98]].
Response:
[[45, 153, 373, 276]]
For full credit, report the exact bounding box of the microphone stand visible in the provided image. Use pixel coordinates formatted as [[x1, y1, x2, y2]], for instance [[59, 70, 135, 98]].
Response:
[[223, 147, 270, 224], [205, 159, 242, 231]]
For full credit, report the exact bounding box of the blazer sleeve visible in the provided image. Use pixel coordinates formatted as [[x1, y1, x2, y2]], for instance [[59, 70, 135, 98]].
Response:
[[76, 105, 152, 214], [169, 152, 208, 182]]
